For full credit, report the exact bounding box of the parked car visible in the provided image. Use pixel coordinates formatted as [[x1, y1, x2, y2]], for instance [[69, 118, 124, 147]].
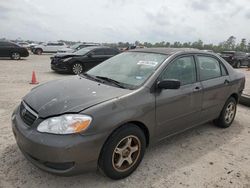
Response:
[[220, 51, 249, 68], [12, 48, 245, 179], [123, 45, 146, 51], [32, 42, 67, 55], [246, 54, 250, 68], [0, 41, 29, 60], [27, 43, 38, 50], [57, 43, 100, 53], [51, 46, 120, 74]]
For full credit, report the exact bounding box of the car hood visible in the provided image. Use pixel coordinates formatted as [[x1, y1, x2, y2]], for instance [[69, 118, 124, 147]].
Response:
[[23, 76, 131, 118], [54, 52, 79, 58]]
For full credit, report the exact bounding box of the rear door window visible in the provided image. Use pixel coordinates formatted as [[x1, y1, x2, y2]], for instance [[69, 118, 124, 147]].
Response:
[[104, 48, 119, 55], [197, 56, 221, 81], [220, 63, 228, 76], [92, 49, 105, 56]]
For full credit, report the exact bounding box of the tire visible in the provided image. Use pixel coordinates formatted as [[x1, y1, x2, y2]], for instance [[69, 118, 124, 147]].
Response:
[[71, 63, 83, 75], [35, 48, 43, 55], [11, 52, 21, 60], [214, 97, 237, 128], [98, 124, 146, 180], [235, 61, 241, 68]]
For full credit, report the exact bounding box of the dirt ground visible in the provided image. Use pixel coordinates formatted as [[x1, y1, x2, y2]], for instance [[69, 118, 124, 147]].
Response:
[[0, 55, 250, 188]]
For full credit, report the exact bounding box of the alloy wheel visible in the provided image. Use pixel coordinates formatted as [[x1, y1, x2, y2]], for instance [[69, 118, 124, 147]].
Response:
[[224, 102, 236, 124], [112, 135, 141, 172], [12, 52, 20, 60], [72, 63, 83, 74]]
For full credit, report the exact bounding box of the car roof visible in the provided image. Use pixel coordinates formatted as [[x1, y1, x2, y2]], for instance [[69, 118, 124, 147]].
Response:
[[129, 48, 200, 55], [84, 46, 114, 50]]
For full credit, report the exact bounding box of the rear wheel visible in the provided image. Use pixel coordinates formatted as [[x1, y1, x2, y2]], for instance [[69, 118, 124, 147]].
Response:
[[11, 52, 20, 60], [98, 125, 146, 179], [35, 48, 43, 55], [235, 61, 241, 68], [72, 63, 83, 75], [214, 97, 237, 128]]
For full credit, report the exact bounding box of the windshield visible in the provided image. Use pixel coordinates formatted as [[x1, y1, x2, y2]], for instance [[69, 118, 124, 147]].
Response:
[[87, 52, 168, 89], [70, 43, 81, 49], [73, 48, 92, 55]]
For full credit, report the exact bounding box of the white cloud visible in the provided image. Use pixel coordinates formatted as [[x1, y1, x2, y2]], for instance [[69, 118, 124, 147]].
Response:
[[0, 0, 250, 44]]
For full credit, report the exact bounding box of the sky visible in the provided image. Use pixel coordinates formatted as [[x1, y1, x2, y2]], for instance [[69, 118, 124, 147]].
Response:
[[0, 0, 250, 44]]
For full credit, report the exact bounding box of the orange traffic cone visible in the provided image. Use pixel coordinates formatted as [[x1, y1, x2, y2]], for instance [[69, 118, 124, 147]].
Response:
[[30, 71, 39, 84]]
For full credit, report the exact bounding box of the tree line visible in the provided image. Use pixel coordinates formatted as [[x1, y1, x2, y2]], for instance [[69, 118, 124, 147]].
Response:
[[112, 36, 250, 53]]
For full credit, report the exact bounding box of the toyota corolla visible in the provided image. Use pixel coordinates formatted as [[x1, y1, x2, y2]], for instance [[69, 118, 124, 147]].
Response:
[[12, 48, 245, 179]]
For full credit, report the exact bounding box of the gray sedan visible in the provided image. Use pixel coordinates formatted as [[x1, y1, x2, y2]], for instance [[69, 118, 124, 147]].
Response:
[[11, 48, 245, 179]]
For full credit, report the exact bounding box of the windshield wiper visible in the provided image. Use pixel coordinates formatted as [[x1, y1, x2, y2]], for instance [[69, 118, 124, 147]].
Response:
[[95, 76, 126, 89], [80, 73, 104, 83]]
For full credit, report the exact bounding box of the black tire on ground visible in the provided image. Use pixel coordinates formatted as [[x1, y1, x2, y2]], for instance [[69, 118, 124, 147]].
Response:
[[98, 124, 146, 180], [35, 48, 43, 55], [11, 52, 21, 60], [239, 94, 250, 107], [214, 97, 237, 128], [71, 63, 83, 75], [235, 61, 241, 68]]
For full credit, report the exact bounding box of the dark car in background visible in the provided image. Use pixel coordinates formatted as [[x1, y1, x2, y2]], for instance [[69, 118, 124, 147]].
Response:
[[220, 51, 248, 68], [51, 46, 120, 74], [0, 41, 29, 60], [12, 48, 245, 179]]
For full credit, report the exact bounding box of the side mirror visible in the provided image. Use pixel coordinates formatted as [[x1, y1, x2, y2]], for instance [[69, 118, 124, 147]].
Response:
[[157, 79, 181, 90]]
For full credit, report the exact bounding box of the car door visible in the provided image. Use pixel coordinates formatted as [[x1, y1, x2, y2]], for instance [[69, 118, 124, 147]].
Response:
[[104, 48, 119, 59], [0, 42, 12, 57], [0, 42, 7, 57], [45, 43, 55, 52], [241, 52, 249, 66], [55, 43, 65, 52], [196, 55, 231, 122], [155, 55, 203, 139], [88, 48, 107, 67]]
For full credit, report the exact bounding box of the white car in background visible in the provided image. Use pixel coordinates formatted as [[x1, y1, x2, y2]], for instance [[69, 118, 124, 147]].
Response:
[[32, 42, 67, 55], [57, 43, 100, 53]]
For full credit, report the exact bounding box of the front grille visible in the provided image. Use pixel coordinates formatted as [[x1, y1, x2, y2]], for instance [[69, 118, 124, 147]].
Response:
[[20, 102, 38, 126]]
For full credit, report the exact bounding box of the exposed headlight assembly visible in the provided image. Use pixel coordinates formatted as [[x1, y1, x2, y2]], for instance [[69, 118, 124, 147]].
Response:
[[37, 114, 92, 134]]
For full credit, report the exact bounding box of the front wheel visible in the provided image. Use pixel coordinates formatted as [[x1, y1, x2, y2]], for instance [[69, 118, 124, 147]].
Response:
[[214, 97, 237, 128], [98, 125, 146, 179], [11, 52, 21, 60], [35, 48, 43, 55], [72, 63, 83, 75]]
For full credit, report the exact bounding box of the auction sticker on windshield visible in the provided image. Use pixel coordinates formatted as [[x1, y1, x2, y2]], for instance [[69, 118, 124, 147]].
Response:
[[137, 60, 158, 66]]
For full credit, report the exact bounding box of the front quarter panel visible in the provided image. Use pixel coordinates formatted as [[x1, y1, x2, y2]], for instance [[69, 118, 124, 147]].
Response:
[[81, 87, 156, 145]]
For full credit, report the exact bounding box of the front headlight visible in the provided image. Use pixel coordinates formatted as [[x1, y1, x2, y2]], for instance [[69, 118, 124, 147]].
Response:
[[63, 57, 72, 62], [37, 114, 92, 134]]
